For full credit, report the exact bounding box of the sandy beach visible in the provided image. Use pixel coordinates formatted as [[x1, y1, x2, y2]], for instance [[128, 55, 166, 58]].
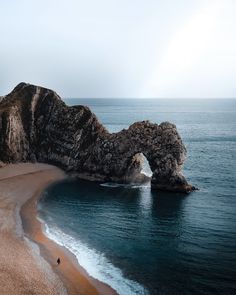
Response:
[[0, 163, 116, 295]]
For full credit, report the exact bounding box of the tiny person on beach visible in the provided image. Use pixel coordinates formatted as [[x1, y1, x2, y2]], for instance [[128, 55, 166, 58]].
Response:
[[57, 257, 61, 265]]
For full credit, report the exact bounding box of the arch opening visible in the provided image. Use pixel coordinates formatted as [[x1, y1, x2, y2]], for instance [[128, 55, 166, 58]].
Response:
[[125, 153, 152, 184], [139, 153, 152, 178]]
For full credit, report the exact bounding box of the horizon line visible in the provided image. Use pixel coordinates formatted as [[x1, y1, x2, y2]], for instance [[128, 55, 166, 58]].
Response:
[[63, 97, 236, 100]]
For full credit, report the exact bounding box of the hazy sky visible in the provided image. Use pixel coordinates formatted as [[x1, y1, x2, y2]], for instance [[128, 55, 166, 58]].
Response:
[[1, 0, 235, 98]]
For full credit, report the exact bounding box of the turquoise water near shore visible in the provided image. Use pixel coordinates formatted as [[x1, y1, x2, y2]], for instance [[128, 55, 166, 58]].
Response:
[[39, 99, 236, 294]]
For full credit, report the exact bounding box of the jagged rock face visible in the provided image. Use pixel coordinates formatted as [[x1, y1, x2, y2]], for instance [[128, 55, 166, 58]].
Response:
[[0, 83, 195, 193]]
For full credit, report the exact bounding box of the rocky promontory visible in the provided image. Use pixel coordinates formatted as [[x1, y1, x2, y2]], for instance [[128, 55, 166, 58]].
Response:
[[0, 83, 195, 193]]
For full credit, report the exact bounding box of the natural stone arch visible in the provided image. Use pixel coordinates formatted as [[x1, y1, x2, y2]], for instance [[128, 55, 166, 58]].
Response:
[[0, 83, 195, 193], [80, 120, 193, 192]]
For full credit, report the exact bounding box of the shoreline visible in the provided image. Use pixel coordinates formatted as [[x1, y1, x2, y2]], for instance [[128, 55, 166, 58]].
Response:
[[0, 163, 116, 295], [20, 171, 117, 295]]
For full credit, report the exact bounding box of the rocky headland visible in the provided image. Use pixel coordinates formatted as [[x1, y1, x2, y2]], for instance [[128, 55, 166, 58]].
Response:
[[0, 83, 195, 193]]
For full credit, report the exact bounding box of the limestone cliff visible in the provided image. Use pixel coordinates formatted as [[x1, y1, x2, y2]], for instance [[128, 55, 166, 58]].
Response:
[[0, 83, 195, 193]]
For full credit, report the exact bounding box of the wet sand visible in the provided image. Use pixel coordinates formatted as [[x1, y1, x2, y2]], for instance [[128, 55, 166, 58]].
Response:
[[0, 163, 116, 295]]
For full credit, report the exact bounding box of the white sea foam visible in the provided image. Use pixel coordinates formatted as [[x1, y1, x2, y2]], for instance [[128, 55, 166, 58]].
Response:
[[100, 183, 150, 189], [43, 223, 148, 295]]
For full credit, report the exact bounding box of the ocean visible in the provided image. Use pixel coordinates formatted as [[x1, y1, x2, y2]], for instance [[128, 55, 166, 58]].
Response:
[[38, 99, 236, 295]]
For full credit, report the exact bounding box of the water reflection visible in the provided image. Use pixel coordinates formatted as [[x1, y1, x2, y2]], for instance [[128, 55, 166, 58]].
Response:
[[138, 187, 153, 215]]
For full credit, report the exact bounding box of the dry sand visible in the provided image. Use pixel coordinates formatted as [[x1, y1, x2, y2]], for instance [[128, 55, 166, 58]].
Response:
[[0, 163, 116, 295]]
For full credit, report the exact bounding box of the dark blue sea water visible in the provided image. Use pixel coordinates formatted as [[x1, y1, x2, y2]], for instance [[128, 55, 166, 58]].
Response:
[[39, 99, 236, 295]]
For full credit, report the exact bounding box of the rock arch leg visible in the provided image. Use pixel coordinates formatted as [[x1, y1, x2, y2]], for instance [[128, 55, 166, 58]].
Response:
[[150, 155, 194, 193]]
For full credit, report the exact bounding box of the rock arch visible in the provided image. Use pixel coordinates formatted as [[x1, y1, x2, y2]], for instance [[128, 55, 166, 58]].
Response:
[[0, 83, 195, 193], [82, 121, 194, 192]]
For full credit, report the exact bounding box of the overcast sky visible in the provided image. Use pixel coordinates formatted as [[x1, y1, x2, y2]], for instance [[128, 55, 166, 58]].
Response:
[[1, 0, 235, 98]]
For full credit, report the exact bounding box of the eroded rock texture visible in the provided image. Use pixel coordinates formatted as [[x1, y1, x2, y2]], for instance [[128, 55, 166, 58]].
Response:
[[0, 83, 195, 192]]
